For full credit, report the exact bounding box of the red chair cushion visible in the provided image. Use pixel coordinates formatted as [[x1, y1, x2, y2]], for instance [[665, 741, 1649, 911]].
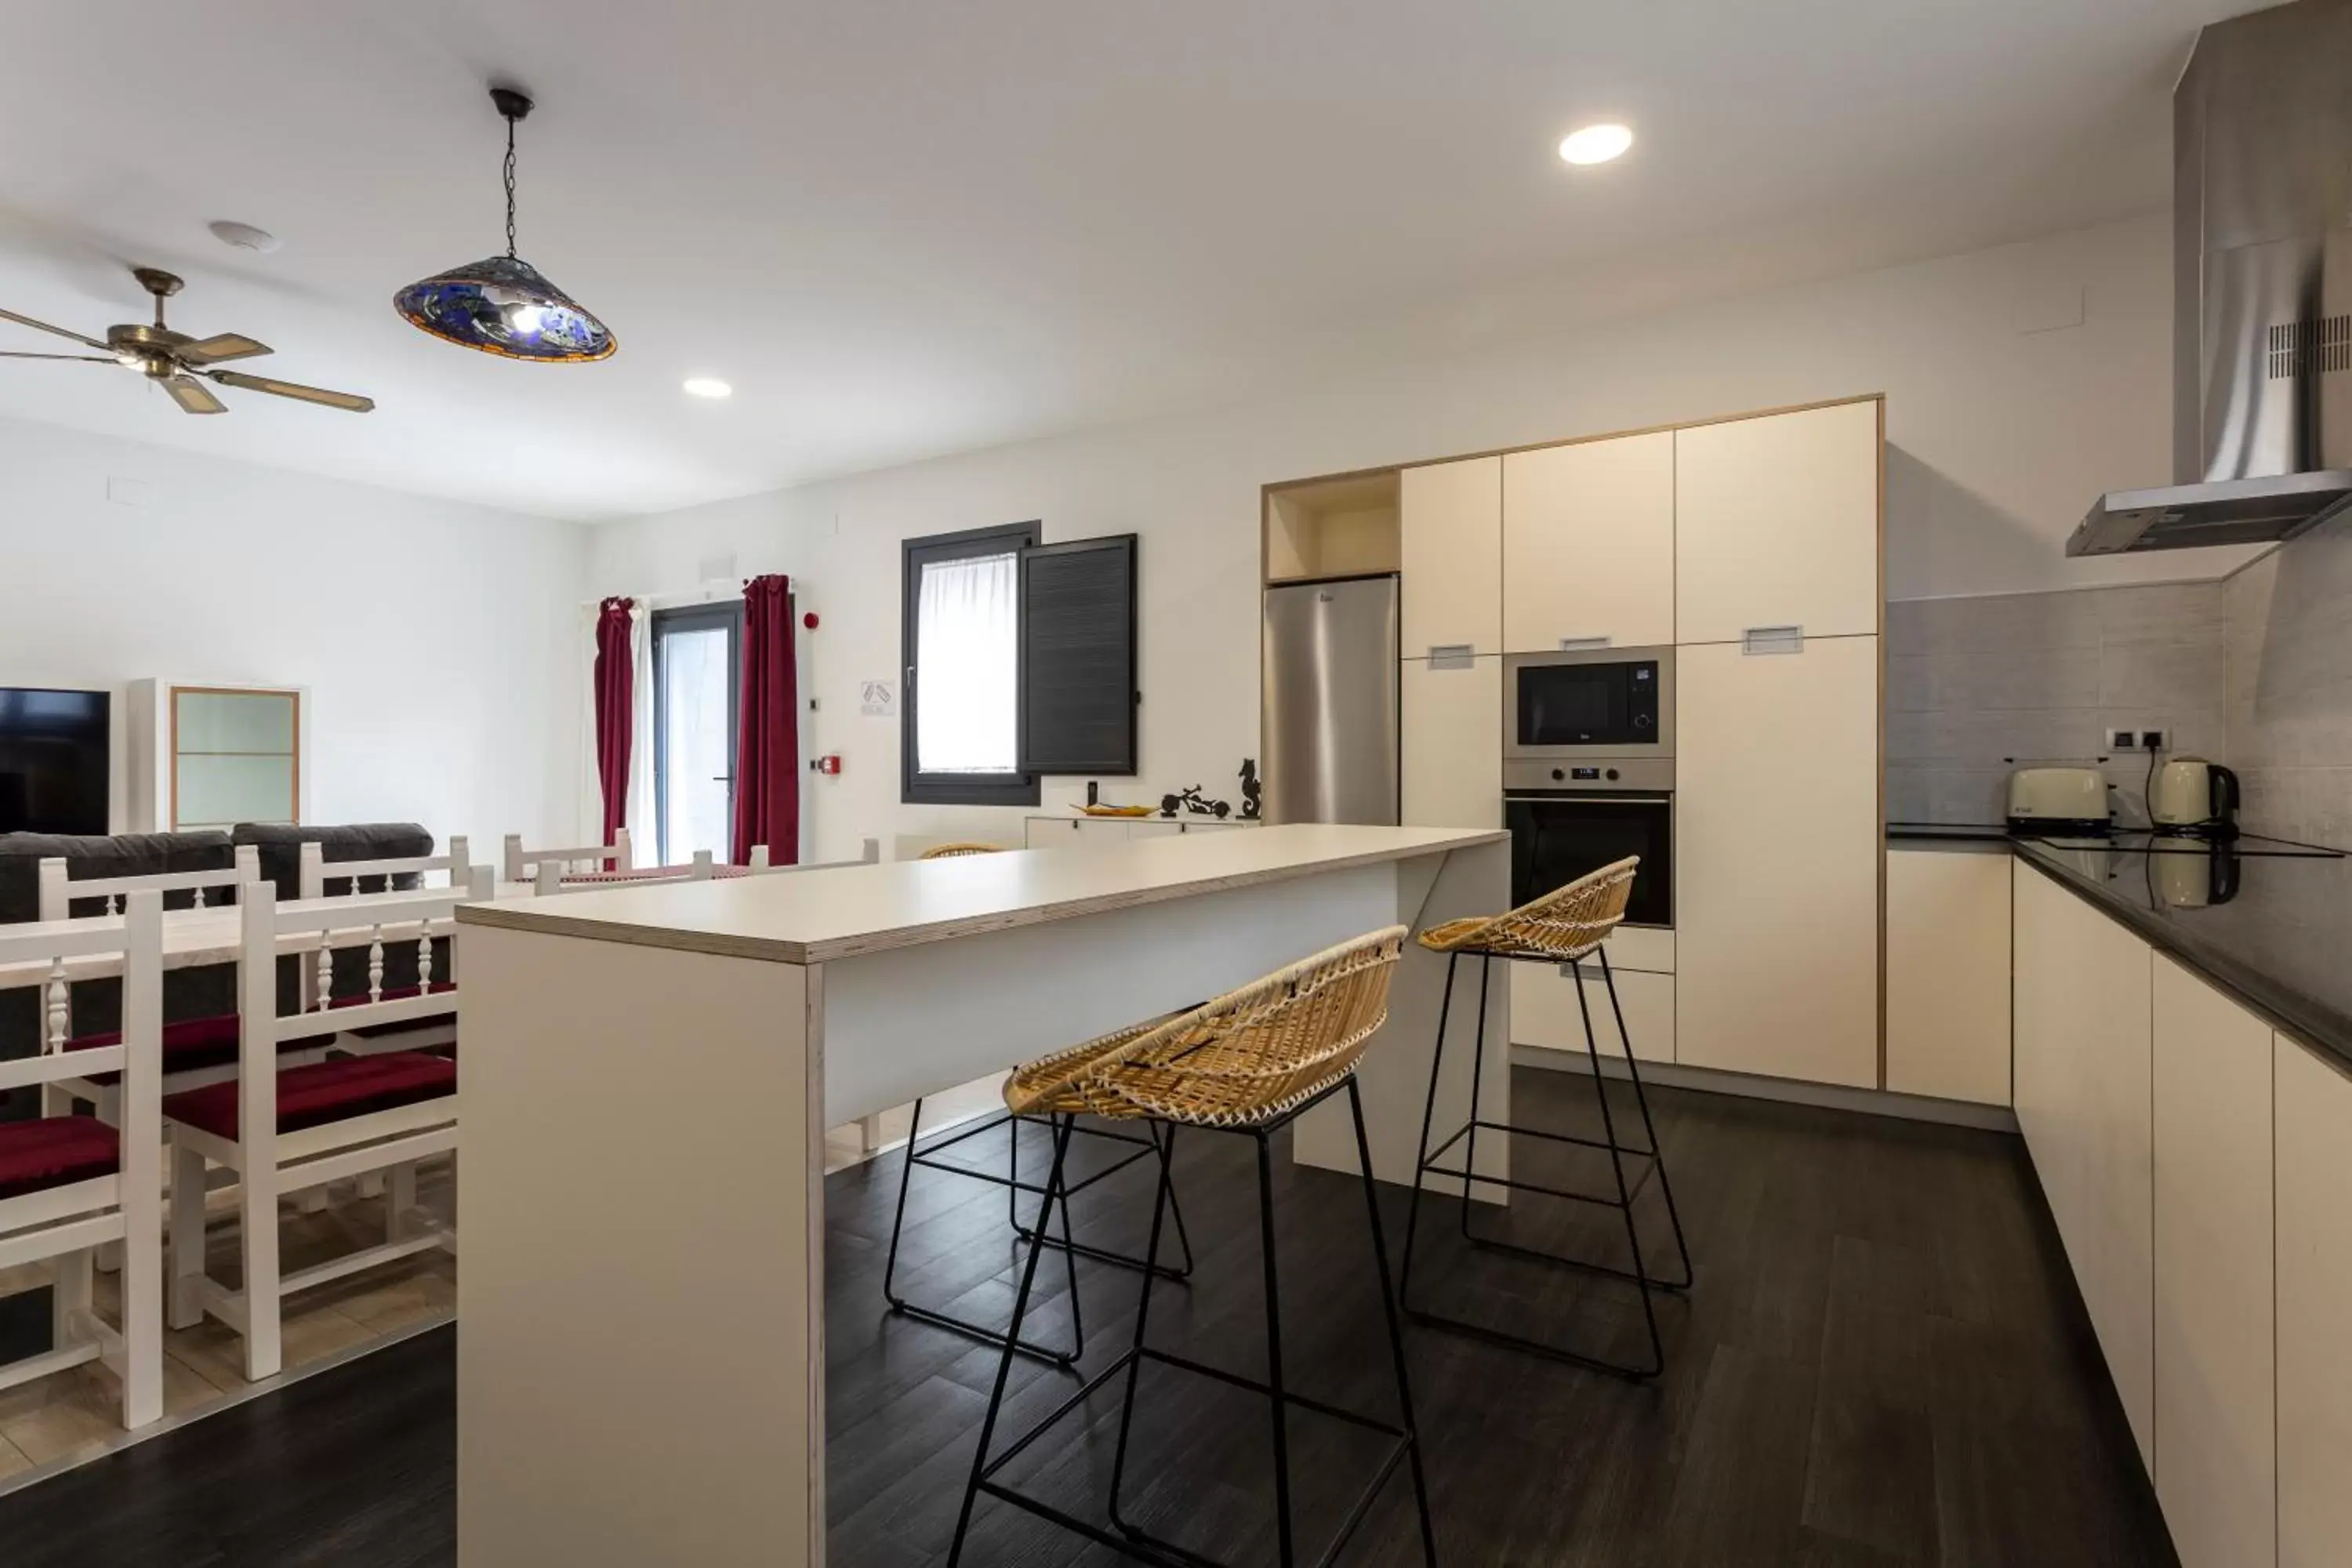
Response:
[[0, 1116, 120, 1200], [162, 1051, 456, 1142], [67, 1013, 243, 1073], [328, 982, 456, 1040]]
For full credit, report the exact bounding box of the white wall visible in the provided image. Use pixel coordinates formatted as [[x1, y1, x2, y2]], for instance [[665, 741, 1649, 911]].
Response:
[[0, 416, 585, 857], [590, 212, 2260, 858]]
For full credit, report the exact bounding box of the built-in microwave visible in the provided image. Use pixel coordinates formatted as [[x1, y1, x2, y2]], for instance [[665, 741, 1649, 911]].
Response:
[[1504, 645, 1674, 782]]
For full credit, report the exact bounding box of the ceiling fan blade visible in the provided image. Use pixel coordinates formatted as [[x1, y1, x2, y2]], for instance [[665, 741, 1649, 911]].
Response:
[[176, 332, 272, 365], [208, 368, 373, 412], [162, 374, 227, 415], [0, 307, 109, 350], [0, 350, 114, 361]]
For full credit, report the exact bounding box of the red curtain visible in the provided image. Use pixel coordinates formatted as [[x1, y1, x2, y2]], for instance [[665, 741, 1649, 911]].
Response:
[[592, 597, 634, 856], [731, 575, 800, 866]]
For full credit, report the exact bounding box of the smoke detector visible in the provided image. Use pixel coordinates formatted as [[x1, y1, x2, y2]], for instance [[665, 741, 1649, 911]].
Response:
[[208, 220, 281, 254]]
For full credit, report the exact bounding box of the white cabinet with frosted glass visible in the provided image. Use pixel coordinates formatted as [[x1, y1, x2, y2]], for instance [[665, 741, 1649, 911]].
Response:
[[125, 679, 309, 833]]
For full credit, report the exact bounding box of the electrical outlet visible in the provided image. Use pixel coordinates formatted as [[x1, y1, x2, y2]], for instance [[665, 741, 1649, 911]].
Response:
[[2140, 728, 2168, 753], [2112, 729, 2139, 751]]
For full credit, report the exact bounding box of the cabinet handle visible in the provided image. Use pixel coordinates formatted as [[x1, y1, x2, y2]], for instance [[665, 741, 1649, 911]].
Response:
[[1743, 625, 1805, 655], [1557, 635, 1611, 652], [1427, 644, 1475, 668]]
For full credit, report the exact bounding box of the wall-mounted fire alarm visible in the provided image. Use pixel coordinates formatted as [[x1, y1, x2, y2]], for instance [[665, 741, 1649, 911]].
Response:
[[803, 611, 819, 630]]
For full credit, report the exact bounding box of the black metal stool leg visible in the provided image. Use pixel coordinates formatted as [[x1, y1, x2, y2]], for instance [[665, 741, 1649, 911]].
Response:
[[1397, 950, 1459, 1312], [1011, 1116, 1196, 1282], [1571, 956, 1665, 1379], [1597, 949, 1693, 1289], [948, 1116, 1077, 1568], [1454, 952, 1494, 1243], [1256, 1129, 1296, 1567], [884, 1102, 1083, 1366], [1348, 1078, 1439, 1566], [1106, 1123, 1178, 1538]]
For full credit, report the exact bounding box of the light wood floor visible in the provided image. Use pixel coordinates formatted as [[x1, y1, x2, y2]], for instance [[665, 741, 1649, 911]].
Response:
[[0, 1167, 456, 1485]]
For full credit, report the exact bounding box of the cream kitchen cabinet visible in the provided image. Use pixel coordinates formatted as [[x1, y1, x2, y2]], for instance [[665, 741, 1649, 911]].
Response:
[[1511, 961, 1673, 1064], [1674, 634, 1878, 1088], [1400, 656, 1501, 829], [2276, 1033, 2352, 1568], [1399, 456, 1502, 659], [2012, 858, 2155, 1465], [1675, 399, 1880, 646], [1501, 432, 1674, 652], [1886, 844, 2011, 1105], [2151, 954, 2276, 1568]]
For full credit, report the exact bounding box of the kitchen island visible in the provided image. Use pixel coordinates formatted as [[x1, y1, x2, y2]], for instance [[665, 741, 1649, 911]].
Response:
[[451, 823, 1509, 1568]]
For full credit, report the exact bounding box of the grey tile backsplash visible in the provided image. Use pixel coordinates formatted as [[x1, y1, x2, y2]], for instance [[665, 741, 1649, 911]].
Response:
[[1886, 583, 2227, 828], [1889, 506, 2352, 849], [2225, 509, 2352, 849]]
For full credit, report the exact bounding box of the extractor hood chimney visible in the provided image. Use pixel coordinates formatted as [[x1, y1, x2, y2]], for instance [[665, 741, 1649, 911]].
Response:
[[2071, 0, 2352, 555]]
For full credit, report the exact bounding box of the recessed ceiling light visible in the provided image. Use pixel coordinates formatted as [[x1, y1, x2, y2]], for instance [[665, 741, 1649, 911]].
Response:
[[208, 220, 281, 253], [682, 377, 732, 399], [1559, 123, 1635, 165]]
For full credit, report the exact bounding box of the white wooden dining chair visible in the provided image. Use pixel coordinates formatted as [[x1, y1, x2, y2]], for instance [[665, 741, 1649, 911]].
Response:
[[502, 828, 631, 884], [42, 848, 268, 1121], [165, 873, 485, 1381], [297, 837, 470, 899], [36, 847, 260, 922], [0, 892, 165, 1428], [745, 837, 882, 873]]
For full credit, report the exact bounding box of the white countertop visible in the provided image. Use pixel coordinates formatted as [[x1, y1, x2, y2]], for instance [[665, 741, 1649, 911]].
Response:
[[454, 823, 1508, 964]]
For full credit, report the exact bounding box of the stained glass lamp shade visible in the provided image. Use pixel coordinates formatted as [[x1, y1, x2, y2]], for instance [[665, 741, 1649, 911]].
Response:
[[394, 85, 615, 363], [395, 255, 614, 361]]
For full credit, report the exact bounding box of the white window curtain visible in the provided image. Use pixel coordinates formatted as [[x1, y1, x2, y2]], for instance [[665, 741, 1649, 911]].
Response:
[[915, 551, 1019, 774]]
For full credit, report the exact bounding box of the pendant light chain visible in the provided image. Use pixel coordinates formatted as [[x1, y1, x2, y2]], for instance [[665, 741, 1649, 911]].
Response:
[[502, 110, 519, 260]]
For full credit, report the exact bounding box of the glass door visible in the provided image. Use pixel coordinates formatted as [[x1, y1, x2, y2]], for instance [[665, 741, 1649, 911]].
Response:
[[652, 604, 742, 866]]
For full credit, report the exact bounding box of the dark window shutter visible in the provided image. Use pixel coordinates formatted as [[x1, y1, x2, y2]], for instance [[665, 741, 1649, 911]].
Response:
[[1018, 535, 1138, 775]]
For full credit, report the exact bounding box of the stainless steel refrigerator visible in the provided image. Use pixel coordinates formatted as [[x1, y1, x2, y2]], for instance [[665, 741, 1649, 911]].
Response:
[[1261, 575, 1399, 825]]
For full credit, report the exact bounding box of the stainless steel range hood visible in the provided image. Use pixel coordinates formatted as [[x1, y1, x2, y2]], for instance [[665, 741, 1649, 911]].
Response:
[[2071, 0, 2352, 556]]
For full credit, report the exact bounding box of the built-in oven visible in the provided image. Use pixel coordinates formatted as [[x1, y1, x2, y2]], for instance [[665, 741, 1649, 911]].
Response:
[[1504, 645, 1674, 769], [1504, 762, 1674, 928]]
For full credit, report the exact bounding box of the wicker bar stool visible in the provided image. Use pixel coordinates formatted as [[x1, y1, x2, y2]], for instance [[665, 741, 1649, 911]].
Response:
[[884, 840, 1192, 1363], [949, 927, 1437, 1568], [1397, 855, 1693, 1380]]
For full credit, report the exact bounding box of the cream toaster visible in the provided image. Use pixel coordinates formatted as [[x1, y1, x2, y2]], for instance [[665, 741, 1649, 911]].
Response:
[[2005, 767, 2112, 833]]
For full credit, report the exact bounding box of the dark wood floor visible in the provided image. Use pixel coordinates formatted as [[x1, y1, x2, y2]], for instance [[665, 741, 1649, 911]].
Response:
[[0, 1070, 2176, 1566]]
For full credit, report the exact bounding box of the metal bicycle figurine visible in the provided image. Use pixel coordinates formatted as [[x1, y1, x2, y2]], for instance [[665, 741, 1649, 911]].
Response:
[[1397, 859, 1695, 1380]]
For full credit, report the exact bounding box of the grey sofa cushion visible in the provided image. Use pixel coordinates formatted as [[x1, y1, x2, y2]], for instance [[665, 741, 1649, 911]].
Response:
[[232, 822, 434, 899]]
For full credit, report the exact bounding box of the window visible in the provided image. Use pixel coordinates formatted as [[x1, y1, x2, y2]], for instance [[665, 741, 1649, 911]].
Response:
[[902, 524, 1038, 806], [902, 524, 1140, 806], [652, 603, 742, 864]]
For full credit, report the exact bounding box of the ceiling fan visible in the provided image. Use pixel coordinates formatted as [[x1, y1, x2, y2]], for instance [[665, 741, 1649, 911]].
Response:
[[0, 265, 374, 415]]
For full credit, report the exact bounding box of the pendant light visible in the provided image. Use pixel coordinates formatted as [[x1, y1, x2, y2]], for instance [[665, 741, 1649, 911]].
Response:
[[394, 85, 615, 362]]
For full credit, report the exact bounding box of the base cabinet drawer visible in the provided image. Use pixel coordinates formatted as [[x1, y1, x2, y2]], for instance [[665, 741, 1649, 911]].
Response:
[[1510, 962, 1672, 1064]]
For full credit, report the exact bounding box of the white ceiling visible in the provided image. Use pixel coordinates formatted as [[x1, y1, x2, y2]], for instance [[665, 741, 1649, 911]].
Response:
[[0, 0, 2256, 521]]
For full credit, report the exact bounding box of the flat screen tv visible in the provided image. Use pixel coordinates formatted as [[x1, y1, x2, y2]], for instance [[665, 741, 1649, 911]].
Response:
[[0, 688, 110, 835]]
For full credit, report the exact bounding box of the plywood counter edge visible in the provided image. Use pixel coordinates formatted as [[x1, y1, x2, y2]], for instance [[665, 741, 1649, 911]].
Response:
[[452, 829, 1512, 966]]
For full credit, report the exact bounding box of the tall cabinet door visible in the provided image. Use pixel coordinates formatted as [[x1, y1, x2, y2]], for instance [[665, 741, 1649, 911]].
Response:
[[2277, 1035, 2352, 1568], [1675, 635, 1878, 1087], [1399, 456, 1501, 658], [2013, 859, 2157, 1467], [1675, 400, 1880, 645], [1400, 657, 1501, 828], [1501, 432, 1674, 652], [2152, 955, 2275, 1568]]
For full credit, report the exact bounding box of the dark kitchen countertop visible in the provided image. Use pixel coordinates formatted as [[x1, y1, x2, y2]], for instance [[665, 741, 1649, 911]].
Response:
[[1887, 822, 2352, 1070]]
